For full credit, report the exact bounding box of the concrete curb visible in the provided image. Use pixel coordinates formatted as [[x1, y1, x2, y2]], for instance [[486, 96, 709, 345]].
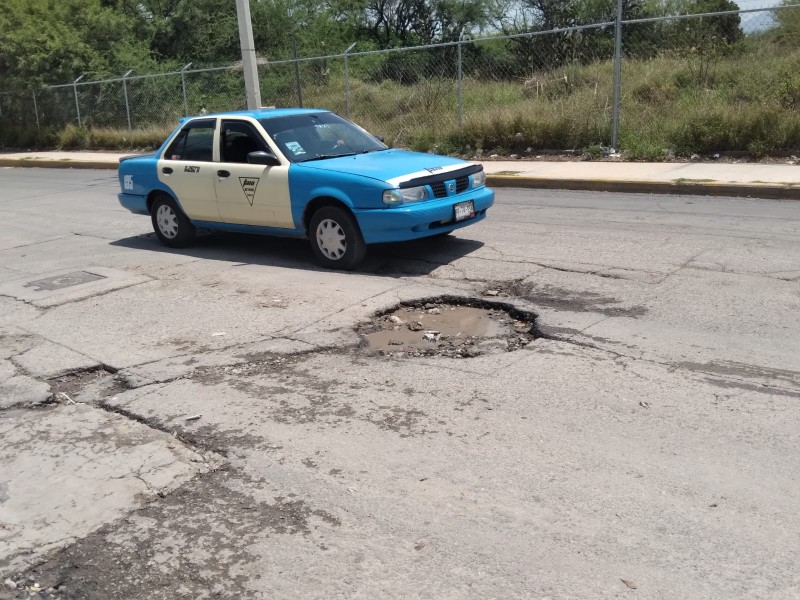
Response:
[[3, 158, 799, 200], [0, 158, 118, 170], [486, 175, 800, 200]]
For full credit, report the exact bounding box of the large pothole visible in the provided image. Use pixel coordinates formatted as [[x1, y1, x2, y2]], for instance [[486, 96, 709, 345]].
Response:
[[358, 297, 540, 358]]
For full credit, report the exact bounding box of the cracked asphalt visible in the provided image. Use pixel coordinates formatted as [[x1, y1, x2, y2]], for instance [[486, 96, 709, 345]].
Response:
[[1, 168, 799, 599]]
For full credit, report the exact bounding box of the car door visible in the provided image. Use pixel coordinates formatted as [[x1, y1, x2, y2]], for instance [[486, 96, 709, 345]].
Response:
[[214, 119, 294, 229], [157, 118, 220, 221]]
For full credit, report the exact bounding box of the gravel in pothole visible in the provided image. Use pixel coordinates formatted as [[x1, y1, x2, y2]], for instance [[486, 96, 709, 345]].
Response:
[[359, 301, 536, 358]]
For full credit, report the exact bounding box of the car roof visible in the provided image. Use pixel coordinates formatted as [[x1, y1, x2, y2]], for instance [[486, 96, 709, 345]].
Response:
[[181, 108, 328, 123]]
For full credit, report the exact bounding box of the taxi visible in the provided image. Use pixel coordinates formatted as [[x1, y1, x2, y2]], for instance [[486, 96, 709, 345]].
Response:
[[117, 109, 494, 269]]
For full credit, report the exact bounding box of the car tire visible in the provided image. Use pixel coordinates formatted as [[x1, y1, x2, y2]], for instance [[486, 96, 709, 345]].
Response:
[[151, 194, 195, 248], [309, 205, 366, 270]]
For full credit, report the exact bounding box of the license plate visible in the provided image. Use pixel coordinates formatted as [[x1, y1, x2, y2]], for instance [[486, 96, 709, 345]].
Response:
[[454, 200, 474, 222]]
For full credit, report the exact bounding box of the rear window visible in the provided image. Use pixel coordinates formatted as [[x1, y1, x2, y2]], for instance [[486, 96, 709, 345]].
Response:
[[165, 119, 215, 161]]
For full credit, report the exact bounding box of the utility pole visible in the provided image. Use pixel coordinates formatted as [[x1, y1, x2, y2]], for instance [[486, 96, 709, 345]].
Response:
[[235, 0, 262, 109]]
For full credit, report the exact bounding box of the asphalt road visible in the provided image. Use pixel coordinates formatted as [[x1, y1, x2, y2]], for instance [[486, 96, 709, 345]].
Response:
[[1, 168, 799, 599]]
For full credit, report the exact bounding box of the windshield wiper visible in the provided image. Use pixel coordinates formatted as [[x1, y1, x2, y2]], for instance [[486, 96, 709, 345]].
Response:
[[298, 152, 358, 163]]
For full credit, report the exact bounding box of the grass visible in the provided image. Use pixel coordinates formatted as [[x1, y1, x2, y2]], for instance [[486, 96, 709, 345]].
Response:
[[2, 35, 799, 159], [57, 124, 172, 151]]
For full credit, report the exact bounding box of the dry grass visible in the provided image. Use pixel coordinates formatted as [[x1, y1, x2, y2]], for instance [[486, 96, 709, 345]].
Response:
[[4, 37, 799, 159]]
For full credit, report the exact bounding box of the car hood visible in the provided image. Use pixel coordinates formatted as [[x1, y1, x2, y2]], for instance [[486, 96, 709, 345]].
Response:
[[294, 149, 474, 186]]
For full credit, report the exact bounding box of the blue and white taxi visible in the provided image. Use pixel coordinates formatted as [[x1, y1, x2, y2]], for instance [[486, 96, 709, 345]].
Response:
[[117, 108, 493, 269]]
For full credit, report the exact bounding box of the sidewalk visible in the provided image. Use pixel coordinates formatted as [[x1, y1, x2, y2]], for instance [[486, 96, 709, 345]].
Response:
[[1, 150, 799, 199]]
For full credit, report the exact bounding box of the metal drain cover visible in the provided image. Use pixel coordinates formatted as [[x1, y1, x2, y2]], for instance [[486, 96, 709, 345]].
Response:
[[0, 267, 151, 308], [24, 271, 107, 292]]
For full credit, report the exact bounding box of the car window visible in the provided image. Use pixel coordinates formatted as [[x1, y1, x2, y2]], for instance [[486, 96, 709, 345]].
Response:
[[259, 112, 386, 163], [220, 121, 269, 164], [164, 120, 215, 162]]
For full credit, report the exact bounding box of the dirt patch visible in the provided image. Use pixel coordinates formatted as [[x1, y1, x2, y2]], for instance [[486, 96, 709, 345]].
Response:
[[9, 469, 339, 600], [47, 366, 117, 402], [366, 406, 430, 437], [358, 297, 539, 358], [490, 282, 647, 318]]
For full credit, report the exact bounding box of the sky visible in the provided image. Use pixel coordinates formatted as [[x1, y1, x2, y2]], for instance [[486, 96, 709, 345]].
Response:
[[735, 0, 785, 32]]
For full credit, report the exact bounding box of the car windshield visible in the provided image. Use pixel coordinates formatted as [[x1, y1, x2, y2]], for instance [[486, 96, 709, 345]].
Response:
[[259, 112, 387, 163]]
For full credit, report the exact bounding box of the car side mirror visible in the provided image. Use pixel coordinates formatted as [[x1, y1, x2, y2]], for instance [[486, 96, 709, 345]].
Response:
[[374, 135, 385, 143], [248, 151, 280, 166]]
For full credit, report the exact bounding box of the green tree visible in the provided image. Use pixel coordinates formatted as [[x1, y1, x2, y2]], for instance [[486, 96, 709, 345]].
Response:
[[773, 0, 800, 45], [0, 0, 157, 87]]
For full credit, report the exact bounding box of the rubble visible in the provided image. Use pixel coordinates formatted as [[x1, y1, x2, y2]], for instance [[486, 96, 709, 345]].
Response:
[[358, 299, 538, 358]]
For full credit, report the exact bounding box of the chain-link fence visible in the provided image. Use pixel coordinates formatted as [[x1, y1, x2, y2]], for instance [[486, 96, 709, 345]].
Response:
[[2, 5, 799, 157]]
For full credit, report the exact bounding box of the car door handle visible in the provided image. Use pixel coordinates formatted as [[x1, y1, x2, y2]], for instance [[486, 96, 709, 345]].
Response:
[[217, 170, 230, 178], [162, 167, 173, 174]]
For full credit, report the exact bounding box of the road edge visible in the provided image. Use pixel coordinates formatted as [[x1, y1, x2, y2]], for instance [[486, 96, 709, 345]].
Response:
[[3, 158, 799, 200], [486, 175, 800, 200]]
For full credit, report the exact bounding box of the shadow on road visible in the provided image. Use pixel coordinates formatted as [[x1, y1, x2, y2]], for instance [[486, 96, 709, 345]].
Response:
[[110, 231, 484, 277]]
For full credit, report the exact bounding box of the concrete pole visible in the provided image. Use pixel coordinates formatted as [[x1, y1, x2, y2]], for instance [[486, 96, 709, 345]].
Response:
[[235, 0, 262, 109]]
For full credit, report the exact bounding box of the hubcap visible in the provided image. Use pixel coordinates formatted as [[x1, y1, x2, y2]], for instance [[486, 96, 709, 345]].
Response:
[[156, 204, 179, 239], [316, 219, 347, 260]]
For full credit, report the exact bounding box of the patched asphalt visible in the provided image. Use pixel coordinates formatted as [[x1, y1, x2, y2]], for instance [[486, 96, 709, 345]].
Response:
[[1, 168, 799, 599]]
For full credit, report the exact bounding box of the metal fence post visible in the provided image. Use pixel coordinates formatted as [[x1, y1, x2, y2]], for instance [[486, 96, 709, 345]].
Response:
[[181, 63, 192, 116], [292, 34, 303, 107], [122, 69, 133, 131], [344, 43, 356, 118], [73, 75, 84, 127], [457, 41, 463, 129], [610, 0, 623, 149], [32, 90, 40, 129]]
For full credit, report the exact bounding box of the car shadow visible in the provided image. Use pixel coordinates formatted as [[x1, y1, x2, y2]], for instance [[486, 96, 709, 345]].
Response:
[[109, 231, 484, 277]]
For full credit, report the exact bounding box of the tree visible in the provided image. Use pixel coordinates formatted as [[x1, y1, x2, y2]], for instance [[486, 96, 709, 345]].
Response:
[[497, 0, 650, 73], [0, 0, 159, 87], [773, 0, 800, 46], [356, 0, 494, 47], [668, 0, 744, 86]]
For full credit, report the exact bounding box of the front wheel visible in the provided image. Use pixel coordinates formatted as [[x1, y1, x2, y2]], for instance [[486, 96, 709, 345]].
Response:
[[309, 206, 366, 270], [151, 194, 195, 248]]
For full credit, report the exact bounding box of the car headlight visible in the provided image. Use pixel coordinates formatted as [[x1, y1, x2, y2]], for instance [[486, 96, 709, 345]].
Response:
[[471, 170, 486, 188], [382, 185, 428, 205]]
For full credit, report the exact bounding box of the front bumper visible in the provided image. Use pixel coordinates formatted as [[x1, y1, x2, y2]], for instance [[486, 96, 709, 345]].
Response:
[[353, 187, 494, 244]]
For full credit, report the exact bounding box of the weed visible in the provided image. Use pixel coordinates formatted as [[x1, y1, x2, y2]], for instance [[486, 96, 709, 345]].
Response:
[[3, 35, 800, 157]]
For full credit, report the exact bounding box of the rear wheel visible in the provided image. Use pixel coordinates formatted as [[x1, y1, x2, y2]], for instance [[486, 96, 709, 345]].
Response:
[[151, 194, 195, 248], [309, 205, 366, 270]]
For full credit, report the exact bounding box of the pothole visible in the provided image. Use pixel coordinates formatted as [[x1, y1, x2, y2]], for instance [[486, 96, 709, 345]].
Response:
[[47, 365, 118, 402], [358, 297, 540, 358]]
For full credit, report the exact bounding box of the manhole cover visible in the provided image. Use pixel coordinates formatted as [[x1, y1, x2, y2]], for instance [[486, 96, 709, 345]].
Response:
[[358, 298, 539, 358], [24, 271, 106, 292]]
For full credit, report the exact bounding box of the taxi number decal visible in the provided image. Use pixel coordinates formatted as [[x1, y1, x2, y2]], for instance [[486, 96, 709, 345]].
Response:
[[239, 177, 260, 206], [123, 175, 133, 190], [184, 165, 200, 173]]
